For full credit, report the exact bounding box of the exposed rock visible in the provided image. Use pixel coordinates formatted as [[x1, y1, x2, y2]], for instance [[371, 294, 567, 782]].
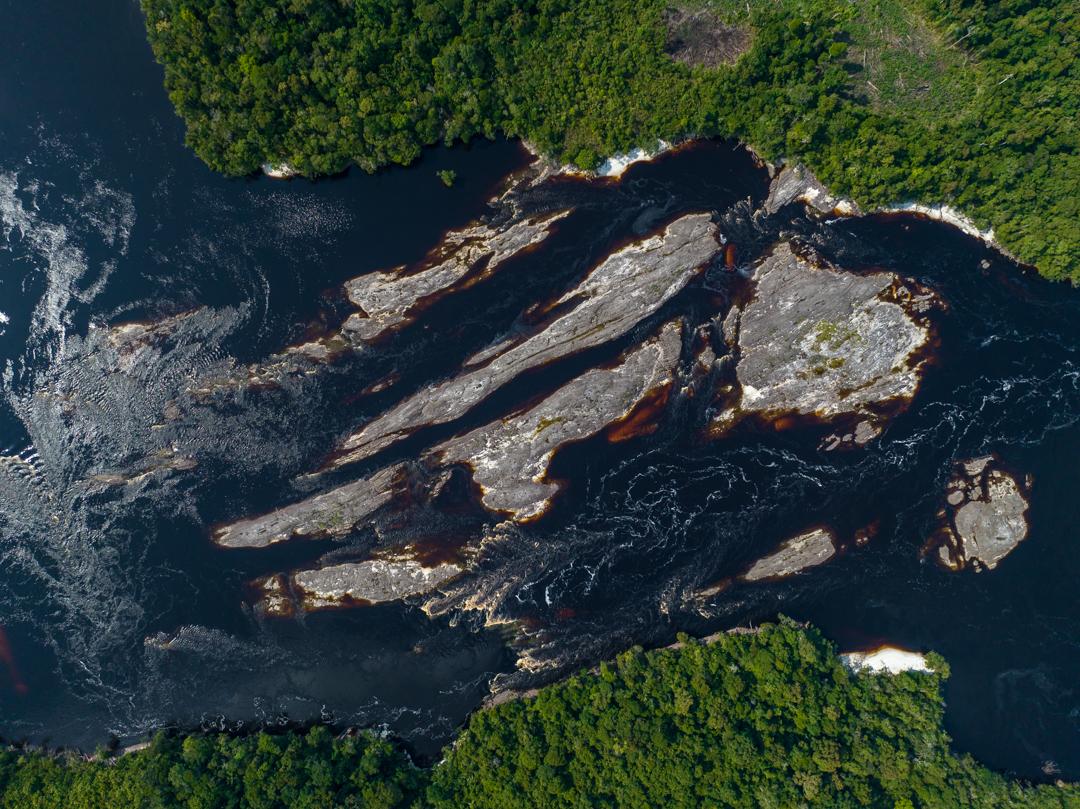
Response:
[[595, 143, 674, 178], [342, 209, 570, 343], [212, 463, 406, 549], [429, 321, 683, 520], [103, 311, 199, 365], [714, 243, 939, 439], [841, 647, 929, 674], [330, 214, 719, 469], [820, 420, 883, 451], [930, 455, 1030, 571], [521, 140, 679, 180], [257, 556, 463, 616], [296, 557, 462, 607], [763, 163, 859, 216], [881, 203, 997, 247], [261, 163, 298, 179], [255, 574, 295, 618], [741, 527, 836, 582]]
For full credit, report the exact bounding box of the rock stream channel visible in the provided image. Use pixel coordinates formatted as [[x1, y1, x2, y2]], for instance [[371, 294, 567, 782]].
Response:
[[3, 137, 1079, 776], [8, 0, 1080, 779], [208, 162, 952, 626]]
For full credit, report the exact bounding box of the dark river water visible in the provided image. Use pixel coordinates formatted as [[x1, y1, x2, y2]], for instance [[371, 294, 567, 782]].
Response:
[[2, 0, 1079, 780]]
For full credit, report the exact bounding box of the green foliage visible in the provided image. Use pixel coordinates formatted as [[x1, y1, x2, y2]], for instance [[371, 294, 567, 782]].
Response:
[[427, 621, 1080, 807], [0, 727, 422, 809], [2, 624, 1078, 806], [436, 169, 456, 187], [139, 0, 1077, 280]]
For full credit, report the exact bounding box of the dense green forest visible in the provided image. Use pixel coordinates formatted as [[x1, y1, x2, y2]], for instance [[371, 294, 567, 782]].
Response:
[[138, 0, 1077, 281], [2, 622, 1078, 807]]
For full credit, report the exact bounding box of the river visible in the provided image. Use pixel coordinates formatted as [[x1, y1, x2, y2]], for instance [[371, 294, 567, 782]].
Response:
[[1, 0, 1078, 779]]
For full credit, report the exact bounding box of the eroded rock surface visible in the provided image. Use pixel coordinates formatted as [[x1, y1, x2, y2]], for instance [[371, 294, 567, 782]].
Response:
[[742, 527, 836, 582], [763, 163, 858, 216], [257, 556, 463, 616], [331, 213, 719, 469], [716, 243, 939, 437], [186, 170, 571, 399], [213, 463, 405, 548], [429, 321, 683, 520], [342, 210, 570, 342], [931, 455, 1030, 571]]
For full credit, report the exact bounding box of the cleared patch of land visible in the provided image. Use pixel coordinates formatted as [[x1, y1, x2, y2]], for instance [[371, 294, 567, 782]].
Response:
[[845, 0, 980, 117], [663, 6, 751, 67]]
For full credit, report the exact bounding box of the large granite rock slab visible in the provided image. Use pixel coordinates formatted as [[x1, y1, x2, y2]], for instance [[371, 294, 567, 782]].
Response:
[[741, 527, 836, 582], [930, 455, 1030, 571], [256, 555, 464, 616], [212, 463, 405, 548], [715, 242, 939, 439], [342, 210, 570, 342], [330, 213, 719, 469], [429, 320, 683, 520]]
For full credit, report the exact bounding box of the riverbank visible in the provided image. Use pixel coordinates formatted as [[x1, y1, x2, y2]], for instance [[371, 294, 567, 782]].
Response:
[[2, 622, 1076, 808], [141, 0, 1077, 281], [528, 135, 1025, 270]]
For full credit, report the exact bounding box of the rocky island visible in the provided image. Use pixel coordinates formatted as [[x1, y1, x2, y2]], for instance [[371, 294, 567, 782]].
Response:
[[929, 455, 1031, 572], [329, 213, 719, 469], [712, 242, 940, 444]]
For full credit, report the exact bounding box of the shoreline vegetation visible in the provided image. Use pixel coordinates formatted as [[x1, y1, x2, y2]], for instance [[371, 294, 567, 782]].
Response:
[[2, 622, 1079, 807], [139, 0, 1077, 281]]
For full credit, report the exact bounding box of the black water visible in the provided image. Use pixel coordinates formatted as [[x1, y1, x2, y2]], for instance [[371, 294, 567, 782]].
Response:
[[1, 0, 1079, 780]]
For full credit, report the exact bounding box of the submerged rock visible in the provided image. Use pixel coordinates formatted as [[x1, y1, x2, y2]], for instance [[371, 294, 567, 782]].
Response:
[[212, 463, 406, 549], [741, 527, 837, 582], [256, 555, 464, 617], [331, 213, 719, 469], [84, 447, 196, 490], [429, 321, 683, 520], [930, 455, 1030, 571], [342, 209, 570, 343], [714, 242, 939, 438]]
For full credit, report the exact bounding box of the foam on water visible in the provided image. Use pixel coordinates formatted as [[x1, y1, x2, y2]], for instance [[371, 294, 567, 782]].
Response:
[[0, 168, 134, 382]]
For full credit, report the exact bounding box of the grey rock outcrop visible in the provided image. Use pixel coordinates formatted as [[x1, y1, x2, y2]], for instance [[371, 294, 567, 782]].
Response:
[[212, 463, 405, 548], [296, 558, 463, 607], [714, 243, 939, 438], [429, 320, 683, 520], [931, 455, 1030, 571], [342, 210, 570, 342], [256, 556, 464, 616], [331, 213, 719, 469], [741, 527, 836, 581], [763, 163, 858, 216]]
